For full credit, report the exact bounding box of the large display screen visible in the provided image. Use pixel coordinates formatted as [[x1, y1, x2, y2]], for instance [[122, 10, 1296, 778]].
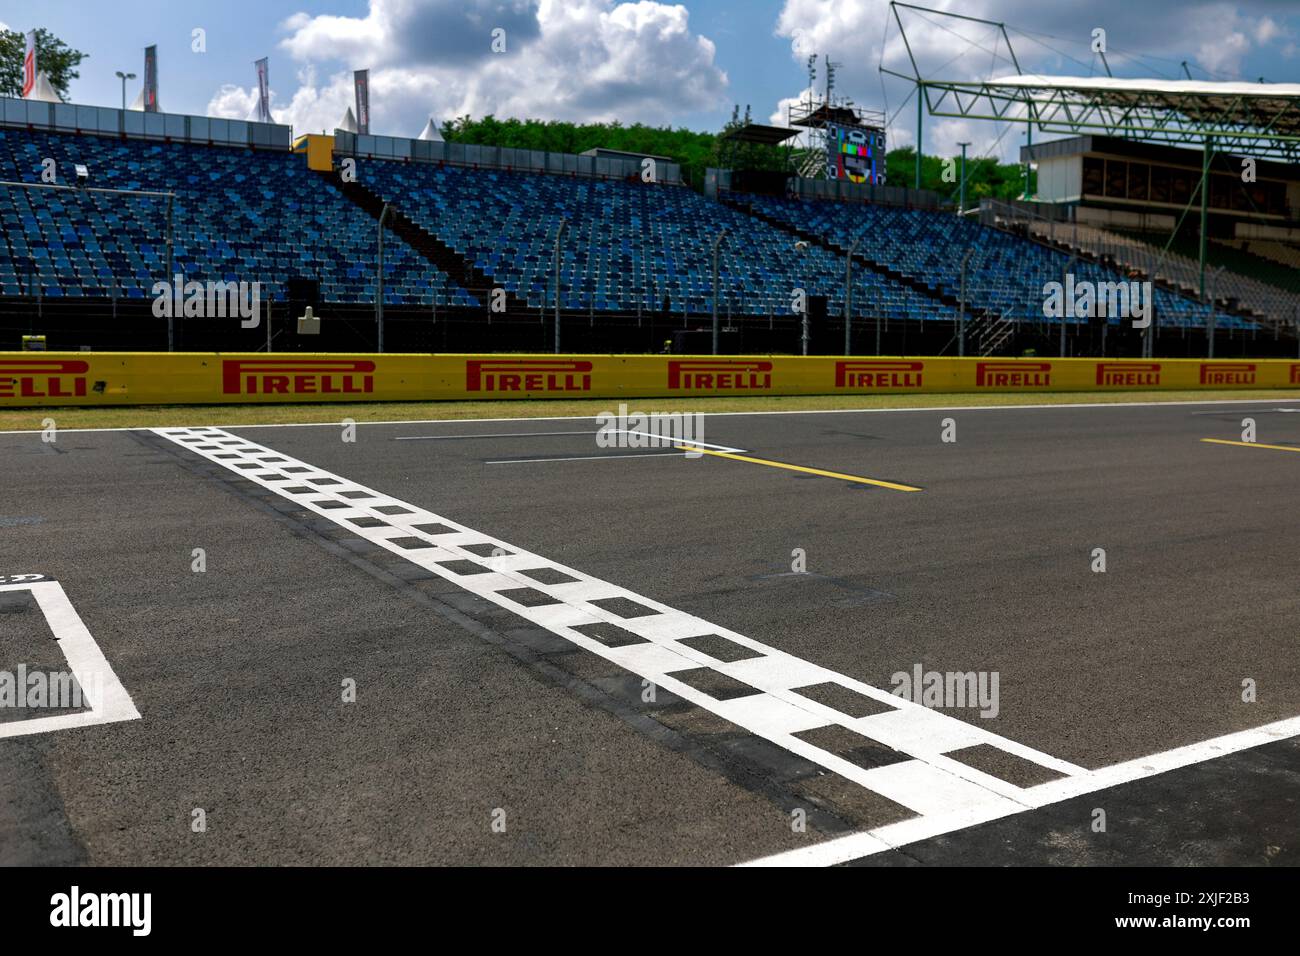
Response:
[[826, 124, 884, 184]]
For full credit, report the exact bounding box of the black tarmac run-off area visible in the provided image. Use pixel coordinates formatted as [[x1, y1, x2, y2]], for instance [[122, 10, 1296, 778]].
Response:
[[1, 398, 1298, 866]]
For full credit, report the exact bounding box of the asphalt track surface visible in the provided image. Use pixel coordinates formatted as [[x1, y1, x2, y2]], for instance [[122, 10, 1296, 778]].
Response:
[[1, 398, 1298, 866]]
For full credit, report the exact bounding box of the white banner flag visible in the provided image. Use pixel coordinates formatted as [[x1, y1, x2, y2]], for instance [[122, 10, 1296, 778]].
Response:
[[143, 45, 159, 112], [354, 69, 370, 135], [21, 31, 36, 98], [254, 58, 271, 123]]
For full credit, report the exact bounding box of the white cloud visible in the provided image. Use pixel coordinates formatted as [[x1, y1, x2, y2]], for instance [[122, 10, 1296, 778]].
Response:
[[1254, 17, 1282, 46], [207, 0, 727, 134], [1197, 30, 1252, 75]]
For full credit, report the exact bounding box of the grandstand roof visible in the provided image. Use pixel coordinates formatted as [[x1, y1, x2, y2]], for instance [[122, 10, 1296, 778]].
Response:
[[883, 5, 1300, 162], [909, 72, 1300, 162], [988, 74, 1300, 100], [987, 74, 1300, 138]]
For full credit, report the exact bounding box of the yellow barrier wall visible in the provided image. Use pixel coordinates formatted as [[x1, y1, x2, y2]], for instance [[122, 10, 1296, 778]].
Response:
[[1, 353, 1298, 406]]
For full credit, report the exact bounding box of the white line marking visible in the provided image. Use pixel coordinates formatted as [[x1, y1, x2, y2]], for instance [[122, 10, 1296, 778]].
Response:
[[485, 452, 691, 464], [0, 580, 140, 739], [611, 430, 747, 453], [6, 397, 1299, 435], [395, 431, 598, 440], [156, 426, 1082, 827], [742, 713, 1300, 867]]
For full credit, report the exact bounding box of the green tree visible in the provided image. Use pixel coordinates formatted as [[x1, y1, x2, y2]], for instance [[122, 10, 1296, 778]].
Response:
[[442, 116, 1036, 200], [444, 115, 723, 187], [0, 28, 87, 101], [886, 146, 1034, 202]]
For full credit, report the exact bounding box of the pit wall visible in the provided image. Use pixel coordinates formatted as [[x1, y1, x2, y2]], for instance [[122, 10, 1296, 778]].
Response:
[[1, 353, 1297, 407]]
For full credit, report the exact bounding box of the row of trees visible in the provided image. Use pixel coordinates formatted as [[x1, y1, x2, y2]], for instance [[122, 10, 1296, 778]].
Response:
[[0, 29, 1031, 203], [0, 28, 84, 100], [443, 115, 1033, 201]]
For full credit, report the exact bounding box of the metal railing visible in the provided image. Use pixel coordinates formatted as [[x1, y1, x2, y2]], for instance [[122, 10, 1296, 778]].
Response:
[[981, 199, 1298, 331]]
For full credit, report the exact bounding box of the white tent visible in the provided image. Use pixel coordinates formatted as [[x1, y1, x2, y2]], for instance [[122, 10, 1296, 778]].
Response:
[[244, 97, 273, 124], [337, 105, 358, 134], [28, 72, 62, 104], [417, 117, 443, 141], [129, 87, 145, 111]]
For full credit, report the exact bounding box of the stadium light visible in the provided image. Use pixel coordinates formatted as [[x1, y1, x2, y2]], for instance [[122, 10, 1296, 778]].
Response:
[[115, 71, 136, 111]]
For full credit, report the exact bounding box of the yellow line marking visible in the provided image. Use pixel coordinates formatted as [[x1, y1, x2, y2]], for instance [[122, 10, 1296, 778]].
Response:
[[1201, 438, 1300, 453], [692, 447, 923, 492]]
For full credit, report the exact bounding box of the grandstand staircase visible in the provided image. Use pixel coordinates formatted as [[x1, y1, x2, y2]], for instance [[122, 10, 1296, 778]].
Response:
[[981, 200, 1295, 337], [317, 170, 531, 314], [724, 196, 979, 320], [964, 311, 1016, 356]]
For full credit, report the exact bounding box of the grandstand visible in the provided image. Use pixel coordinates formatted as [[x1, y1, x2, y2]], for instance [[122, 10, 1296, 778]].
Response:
[[0, 127, 472, 308], [1, 69, 1298, 359]]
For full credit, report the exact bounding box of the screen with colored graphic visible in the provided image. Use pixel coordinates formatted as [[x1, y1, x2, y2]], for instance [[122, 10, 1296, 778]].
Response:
[[826, 124, 883, 184]]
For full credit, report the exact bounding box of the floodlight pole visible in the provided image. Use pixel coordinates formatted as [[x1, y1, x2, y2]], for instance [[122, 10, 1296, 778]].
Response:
[[958, 248, 972, 356], [1199, 135, 1212, 300], [1061, 255, 1076, 358], [844, 236, 861, 355], [376, 203, 392, 353], [166, 193, 174, 351], [915, 84, 924, 190], [875, 283, 883, 356], [553, 221, 566, 354], [711, 229, 727, 355], [115, 71, 136, 111], [957, 142, 971, 215], [1205, 265, 1224, 358], [1023, 125, 1032, 199]]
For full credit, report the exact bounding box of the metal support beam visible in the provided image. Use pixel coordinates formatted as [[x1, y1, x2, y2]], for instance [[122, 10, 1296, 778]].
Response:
[[915, 84, 924, 190], [553, 221, 566, 354], [845, 237, 861, 356], [1061, 255, 1075, 358], [376, 203, 392, 353], [711, 229, 727, 355], [958, 249, 972, 356], [1199, 135, 1212, 300]]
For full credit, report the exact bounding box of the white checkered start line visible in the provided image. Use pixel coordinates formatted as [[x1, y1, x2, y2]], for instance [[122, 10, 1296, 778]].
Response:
[[153, 426, 1300, 866]]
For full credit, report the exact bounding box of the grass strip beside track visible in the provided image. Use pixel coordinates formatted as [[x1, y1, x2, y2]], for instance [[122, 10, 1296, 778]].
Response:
[[2, 389, 1299, 431]]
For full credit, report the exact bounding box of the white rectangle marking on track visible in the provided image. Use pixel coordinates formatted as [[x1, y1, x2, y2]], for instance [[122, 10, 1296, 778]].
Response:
[[155, 426, 1083, 834], [0, 579, 140, 739], [742, 714, 1300, 867]]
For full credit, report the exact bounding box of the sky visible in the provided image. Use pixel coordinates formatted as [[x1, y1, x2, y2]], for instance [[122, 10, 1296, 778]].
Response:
[[2, 0, 1299, 162]]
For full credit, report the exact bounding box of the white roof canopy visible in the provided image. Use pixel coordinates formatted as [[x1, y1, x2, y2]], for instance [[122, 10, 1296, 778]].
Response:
[[988, 74, 1300, 99]]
